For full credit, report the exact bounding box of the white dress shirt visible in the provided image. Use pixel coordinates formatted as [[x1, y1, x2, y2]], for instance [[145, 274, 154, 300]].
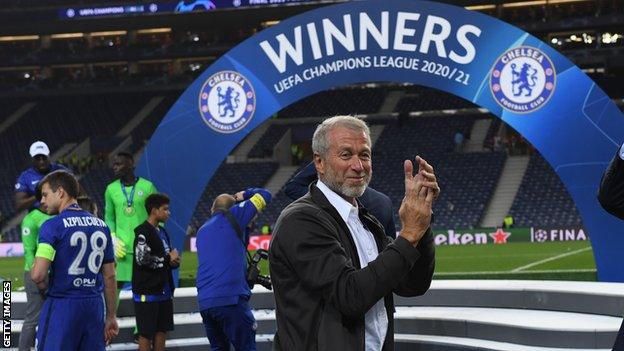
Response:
[[317, 180, 388, 351]]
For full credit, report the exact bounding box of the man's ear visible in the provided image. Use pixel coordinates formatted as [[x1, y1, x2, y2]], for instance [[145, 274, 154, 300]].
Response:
[[57, 187, 65, 200], [313, 153, 324, 176]]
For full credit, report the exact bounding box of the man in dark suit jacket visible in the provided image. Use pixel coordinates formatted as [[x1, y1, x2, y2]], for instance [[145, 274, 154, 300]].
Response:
[[284, 161, 397, 238], [270, 116, 437, 350], [598, 145, 624, 351]]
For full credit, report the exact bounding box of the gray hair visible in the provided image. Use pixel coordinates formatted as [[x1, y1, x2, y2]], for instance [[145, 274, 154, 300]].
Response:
[[312, 115, 371, 157]]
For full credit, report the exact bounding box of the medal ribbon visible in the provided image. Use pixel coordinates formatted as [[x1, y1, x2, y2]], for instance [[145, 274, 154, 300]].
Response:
[[120, 178, 137, 209]]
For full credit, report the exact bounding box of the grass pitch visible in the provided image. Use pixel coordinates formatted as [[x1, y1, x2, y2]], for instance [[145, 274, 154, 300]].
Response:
[[0, 241, 595, 290]]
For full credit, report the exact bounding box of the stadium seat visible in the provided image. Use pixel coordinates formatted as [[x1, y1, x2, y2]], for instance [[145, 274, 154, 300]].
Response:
[[509, 153, 583, 227]]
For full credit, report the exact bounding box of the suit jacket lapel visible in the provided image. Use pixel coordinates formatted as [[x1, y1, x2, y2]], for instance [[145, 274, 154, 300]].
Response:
[[309, 182, 362, 269]]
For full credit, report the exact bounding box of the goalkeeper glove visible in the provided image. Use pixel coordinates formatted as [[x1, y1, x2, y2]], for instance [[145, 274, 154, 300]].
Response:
[[111, 233, 126, 259]]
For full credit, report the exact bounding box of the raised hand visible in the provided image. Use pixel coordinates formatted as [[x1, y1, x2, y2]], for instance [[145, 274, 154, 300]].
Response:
[[415, 156, 440, 201], [398, 157, 436, 246], [233, 191, 245, 202]]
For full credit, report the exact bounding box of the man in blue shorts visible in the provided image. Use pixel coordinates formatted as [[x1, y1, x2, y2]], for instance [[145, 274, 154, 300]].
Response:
[[30, 170, 119, 350]]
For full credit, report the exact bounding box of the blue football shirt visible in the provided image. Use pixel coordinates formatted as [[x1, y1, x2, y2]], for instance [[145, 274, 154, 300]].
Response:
[[15, 163, 68, 196], [37, 206, 114, 298]]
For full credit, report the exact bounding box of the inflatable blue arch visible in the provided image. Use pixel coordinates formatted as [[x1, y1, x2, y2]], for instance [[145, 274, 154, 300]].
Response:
[[137, 0, 624, 281]]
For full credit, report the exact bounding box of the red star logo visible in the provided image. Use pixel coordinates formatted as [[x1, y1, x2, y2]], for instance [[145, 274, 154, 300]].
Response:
[[489, 228, 511, 244]]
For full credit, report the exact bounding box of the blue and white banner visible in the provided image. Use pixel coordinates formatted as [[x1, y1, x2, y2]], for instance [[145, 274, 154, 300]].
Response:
[[138, 0, 624, 281]]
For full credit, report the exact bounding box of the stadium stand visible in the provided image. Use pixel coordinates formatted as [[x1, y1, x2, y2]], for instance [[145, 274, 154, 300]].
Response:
[[277, 87, 387, 118], [79, 166, 115, 218], [509, 152, 584, 227], [0, 93, 150, 170], [0, 99, 32, 125], [128, 92, 181, 153], [0, 93, 151, 225], [189, 161, 279, 230], [369, 117, 506, 230], [0, 93, 590, 241], [254, 115, 507, 232], [0, 0, 611, 253], [0, 99, 34, 224], [254, 163, 309, 230], [483, 116, 502, 151], [394, 86, 477, 112], [501, 0, 623, 23], [0, 175, 19, 234], [247, 124, 290, 159], [1, 1, 622, 350]]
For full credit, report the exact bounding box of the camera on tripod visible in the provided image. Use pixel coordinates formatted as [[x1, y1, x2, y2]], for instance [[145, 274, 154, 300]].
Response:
[[246, 248, 272, 290]]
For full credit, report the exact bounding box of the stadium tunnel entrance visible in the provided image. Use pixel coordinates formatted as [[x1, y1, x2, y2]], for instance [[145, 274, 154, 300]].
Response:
[[137, 0, 624, 282]]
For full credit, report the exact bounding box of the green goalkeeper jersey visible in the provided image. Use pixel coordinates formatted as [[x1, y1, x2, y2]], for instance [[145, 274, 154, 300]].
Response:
[[21, 208, 53, 271], [104, 177, 157, 281]]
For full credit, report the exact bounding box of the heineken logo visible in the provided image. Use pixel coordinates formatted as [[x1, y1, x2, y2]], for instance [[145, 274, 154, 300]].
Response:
[[433, 226, 587, 246], [489, 228, 511, 244], [434, 229, 512, 246]]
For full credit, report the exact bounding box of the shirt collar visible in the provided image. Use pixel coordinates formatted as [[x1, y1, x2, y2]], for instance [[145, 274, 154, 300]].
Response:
[[316, 180, 357, 225]]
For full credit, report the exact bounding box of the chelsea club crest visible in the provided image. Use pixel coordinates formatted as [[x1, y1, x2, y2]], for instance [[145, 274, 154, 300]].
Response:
[[490, 46, 556, 114], [199, 70, 256, 133]]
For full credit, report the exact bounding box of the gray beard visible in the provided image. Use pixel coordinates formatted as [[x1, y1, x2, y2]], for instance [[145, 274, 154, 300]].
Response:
[[324, 177, 368, 199]]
